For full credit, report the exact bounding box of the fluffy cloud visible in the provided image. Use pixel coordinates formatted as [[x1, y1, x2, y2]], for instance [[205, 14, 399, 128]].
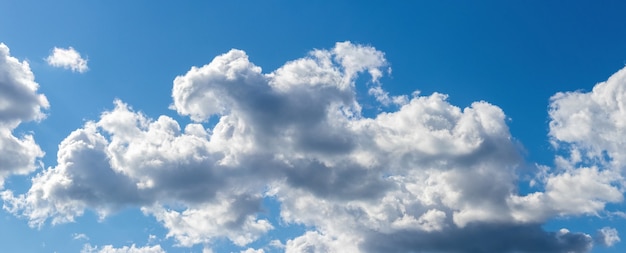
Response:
[[2, 101, 272, 245], [6, 41, 623, 252], [240, 248, 265, 253], [145, 193, 273, 247], [549, 66, 626, 171], [505, 66, 626, 225], [2, 121, 141, 226], [0, 43, 48, 187], [46, 47, 88, 73]]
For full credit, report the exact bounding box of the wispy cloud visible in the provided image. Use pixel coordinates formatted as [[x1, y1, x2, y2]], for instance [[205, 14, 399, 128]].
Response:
[[81, 244, 164, 253], [72, 233, 89, 241]]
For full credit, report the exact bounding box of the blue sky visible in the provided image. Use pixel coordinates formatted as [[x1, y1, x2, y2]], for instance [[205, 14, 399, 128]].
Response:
[[2, 1, 626, 252]]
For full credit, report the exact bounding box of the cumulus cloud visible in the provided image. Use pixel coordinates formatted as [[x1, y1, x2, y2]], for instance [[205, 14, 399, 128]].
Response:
[[145, 193, 273, 247], [2, 121, 142, 226], [0, 43, 48, 187], [549, 66, 626, 169], [81, 244, 165, 253], [6, 41, 622, 252], [46, 47, 88, 73], [505, 66, 626, 224]]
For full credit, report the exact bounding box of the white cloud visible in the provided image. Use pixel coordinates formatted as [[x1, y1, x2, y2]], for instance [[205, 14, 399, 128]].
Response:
[[268, 239, 284, 249], [240, 248, 264, 253], [46, 47, 88, 73], [505, 65, 626, 224], [2, 122, 140, 227], [5, 41, 615, 252], [72, 233, 89, 241], [596, 227, 620, 247], [549, 66, 626, 167], [0, 43, 48, 187], [81, 244, 165, 253], [2, 98, 274, 245], [285, 231, 360, 253], [509, 166, 623, 224], [368, 85, 408, 106], [147, 234, 157, 244], [145, 193, 273, 247], [332, 41, 387, 83]]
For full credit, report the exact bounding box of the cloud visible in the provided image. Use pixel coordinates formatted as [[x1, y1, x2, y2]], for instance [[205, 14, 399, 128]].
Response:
[[548, 66, 626, 170], [240, 248, 264, 253], [2, 101, 273, 243], [6, 41, 622, 252], [544, 67, 626, 207], [145, 193, 273, 247], [81, 244, 165, 253], [0, 43, 48, 187], [368, 85, 408, 106], [503, 65, 626, 225], [46, 47, 88, 73], [596, 227, 620, 247], [285, 231, 359, 253], [2, 121, 142, 226], [72, 233, 89, 241]]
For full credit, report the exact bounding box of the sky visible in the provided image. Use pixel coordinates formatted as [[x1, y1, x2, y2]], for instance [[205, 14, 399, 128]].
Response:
[[2, 1, 626, 253]]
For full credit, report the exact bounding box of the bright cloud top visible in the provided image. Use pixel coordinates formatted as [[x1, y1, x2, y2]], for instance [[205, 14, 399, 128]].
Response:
[[4, 41, 626, 252], [46, 47, 88, 73]]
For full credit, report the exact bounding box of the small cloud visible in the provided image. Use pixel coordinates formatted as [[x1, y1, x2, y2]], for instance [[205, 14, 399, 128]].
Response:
[[240, 248, 264, 253], [596, 227, 620, 247], [46, 47, 88, 73], [72, 233, 89, 241], [368, 85, 408, 107], [610, 211, 626, 219], [147, 234, 157, 244], [269, 239, 284, 248], [81, 243, 165, 253]]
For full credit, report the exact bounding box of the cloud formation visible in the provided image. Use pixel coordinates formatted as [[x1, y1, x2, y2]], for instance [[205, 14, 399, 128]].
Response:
[[502, 66, 626, 227], [5, 41, 624, 252], [46, 47, 88, 73], [549, 66, 626, 168], [0, 43, 48, 187]]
